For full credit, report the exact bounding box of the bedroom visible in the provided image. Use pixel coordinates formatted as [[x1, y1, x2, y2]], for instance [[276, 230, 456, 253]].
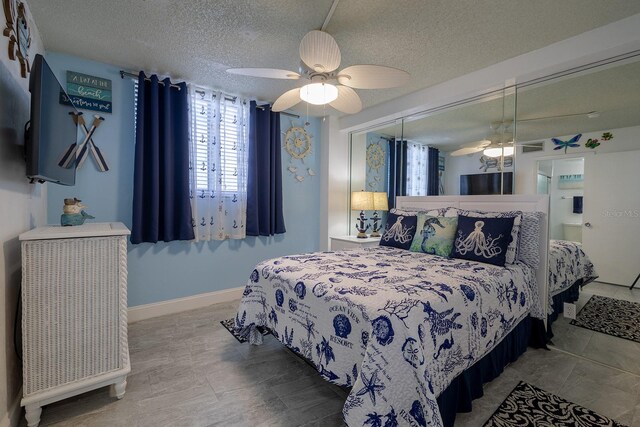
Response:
[[1, 1, 639, 426]]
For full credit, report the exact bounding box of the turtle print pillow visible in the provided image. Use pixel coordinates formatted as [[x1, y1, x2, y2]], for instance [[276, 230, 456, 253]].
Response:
[[379, 212, 417, 250], [409, 214, 458, 257], [452, 214, 515, 267]]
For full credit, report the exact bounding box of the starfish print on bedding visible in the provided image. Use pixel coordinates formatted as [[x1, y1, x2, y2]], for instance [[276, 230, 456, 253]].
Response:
[[356, 370, 386, 405]]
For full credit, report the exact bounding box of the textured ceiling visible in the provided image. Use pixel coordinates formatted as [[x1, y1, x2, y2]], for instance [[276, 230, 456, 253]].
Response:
[[28, 0, 640, 115], [371, 57, 640, 150]]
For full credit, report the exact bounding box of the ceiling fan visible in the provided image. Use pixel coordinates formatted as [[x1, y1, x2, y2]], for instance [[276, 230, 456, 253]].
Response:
[[449, 111, 599, 157], [227, 30, 411, 114], [450, 121, 515, 157]]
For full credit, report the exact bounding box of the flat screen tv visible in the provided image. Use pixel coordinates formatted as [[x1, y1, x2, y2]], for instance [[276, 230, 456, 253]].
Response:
[[26, 54, 78, 185], [460, 172, 513, 195]]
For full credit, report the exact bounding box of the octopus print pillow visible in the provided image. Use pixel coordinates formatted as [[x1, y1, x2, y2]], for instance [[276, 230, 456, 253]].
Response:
[[409, 214, 458, 257], [452, 215, 515, 266], [379, 212, 417, 250]]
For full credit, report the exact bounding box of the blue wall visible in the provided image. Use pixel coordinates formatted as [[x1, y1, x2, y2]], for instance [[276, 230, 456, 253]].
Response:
[[45, 52, 321, 307]]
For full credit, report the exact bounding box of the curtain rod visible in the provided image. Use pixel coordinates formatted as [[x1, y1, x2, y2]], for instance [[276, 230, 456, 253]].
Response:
[[119, 70, 300, 118]]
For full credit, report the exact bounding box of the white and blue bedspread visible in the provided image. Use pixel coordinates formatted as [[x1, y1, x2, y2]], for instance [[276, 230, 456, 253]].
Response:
[[549, 240, 597, 298], [235, 246, 538, 427]]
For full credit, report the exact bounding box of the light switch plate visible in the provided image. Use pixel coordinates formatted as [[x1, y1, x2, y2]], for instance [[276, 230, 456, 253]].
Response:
[[563, 303, 577, 320]]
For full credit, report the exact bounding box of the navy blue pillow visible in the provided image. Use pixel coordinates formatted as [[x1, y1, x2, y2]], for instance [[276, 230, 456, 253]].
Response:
[[452, 215, 515, 266], [379, 212, 417, 250]]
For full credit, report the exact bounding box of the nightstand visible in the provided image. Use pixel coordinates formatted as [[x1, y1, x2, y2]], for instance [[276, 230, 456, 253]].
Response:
[[330, 235, 381, 250]]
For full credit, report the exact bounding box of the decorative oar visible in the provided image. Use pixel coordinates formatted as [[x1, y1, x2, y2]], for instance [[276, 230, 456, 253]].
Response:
[[75, 115, 105, 169], [76, 114, 108, 171]]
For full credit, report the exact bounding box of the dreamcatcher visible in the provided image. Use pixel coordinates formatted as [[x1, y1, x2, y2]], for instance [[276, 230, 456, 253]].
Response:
[[283, 122, 315, 182]]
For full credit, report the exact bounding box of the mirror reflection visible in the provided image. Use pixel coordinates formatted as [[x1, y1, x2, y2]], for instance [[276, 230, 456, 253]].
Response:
[[348, 89, 517, 237], [517, 55, 640, 373]]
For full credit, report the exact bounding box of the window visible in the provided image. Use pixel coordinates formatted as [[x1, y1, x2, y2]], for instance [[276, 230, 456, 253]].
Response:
[[191, 91, 244, 193], [406, 141, 428, 196], [133, 82, 247, 195]]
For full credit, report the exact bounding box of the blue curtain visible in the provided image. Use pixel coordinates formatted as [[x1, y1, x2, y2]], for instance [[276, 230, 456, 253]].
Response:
[[387, 139, 407, 209], [246, 101, 286, 236], [427, 147, 440, 196], [131, 73, 194, 244]]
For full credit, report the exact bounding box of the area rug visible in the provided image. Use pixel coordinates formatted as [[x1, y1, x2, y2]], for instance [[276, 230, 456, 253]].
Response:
[[570, 295, 640, 343], [483, 381, 627, 426], [220, 318, 269, 344]]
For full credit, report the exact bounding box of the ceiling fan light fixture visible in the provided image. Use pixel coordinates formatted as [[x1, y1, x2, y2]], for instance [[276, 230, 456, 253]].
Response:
[[483, 145, 514, 158], [300, 83, 338, 105]]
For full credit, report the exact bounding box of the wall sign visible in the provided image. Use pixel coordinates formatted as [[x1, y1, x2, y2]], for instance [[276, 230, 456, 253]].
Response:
[[2, 0, 31, 78], [59, 71, 113, 113]]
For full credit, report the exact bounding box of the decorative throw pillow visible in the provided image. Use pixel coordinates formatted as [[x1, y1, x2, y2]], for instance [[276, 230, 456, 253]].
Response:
[[517, 211, 544, 269], [452, 215, 515, 267], [409, 214, 458, 257], [379, 212, 418, 250], [449, 208, 522, 264]]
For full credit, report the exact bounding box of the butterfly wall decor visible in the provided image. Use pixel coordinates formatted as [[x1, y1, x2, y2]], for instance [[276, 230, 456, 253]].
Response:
[[552, 134, 582, 153]]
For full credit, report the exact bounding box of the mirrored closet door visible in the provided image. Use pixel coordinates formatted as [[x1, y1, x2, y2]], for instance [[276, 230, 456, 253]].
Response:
[[516, 53, 640, 373], [348, 88, 517, 237]]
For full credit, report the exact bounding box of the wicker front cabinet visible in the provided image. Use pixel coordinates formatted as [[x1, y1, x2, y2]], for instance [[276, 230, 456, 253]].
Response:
[[19, 223, 131, 427]]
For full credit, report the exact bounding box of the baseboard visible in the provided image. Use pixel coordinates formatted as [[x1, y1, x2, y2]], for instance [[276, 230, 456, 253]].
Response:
[[0, 388, 22, 427], [127, 286, 244, 323]]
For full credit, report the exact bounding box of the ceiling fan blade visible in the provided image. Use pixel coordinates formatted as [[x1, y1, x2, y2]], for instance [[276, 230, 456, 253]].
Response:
[[329, 86, 362, 114], [272, 88, 302, 112], [517, 111, 598, 122], [450, 146, 485, 156], [299, 30, 341, 73], [460, 139, 491, 148], [226, 68, 300, 80], [337, 65, 410, 89]]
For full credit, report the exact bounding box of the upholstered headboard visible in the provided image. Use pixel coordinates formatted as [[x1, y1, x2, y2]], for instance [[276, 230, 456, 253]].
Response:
[[396, 195, 550, 323]]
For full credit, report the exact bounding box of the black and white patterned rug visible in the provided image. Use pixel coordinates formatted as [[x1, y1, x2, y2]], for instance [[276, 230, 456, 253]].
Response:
[[220, 318, 269, 343], [483, 381, 627, 426], [570, 295, 640, 343]]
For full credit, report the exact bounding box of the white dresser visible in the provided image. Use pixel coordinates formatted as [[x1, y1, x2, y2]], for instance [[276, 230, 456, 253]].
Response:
[[19, 223, 131, 427], [330, 235, 381, 250]]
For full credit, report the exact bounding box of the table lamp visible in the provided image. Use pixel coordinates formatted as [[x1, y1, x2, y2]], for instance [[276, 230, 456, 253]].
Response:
[[351, 191, 373, 238], [370, 192, 389, 237]]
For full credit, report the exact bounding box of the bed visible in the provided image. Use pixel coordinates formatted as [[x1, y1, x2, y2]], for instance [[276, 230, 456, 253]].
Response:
[[235, 195, 549, 427], [546, 239, 598, 330]]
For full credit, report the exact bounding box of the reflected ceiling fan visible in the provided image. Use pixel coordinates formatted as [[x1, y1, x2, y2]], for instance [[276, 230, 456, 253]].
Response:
[[450, 121, 515, 157], [227, 30, 410, 114], [450, 111, 599, 157]]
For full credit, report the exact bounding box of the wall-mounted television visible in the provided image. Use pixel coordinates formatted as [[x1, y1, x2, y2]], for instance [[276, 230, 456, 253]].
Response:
[[460, 172, 513, 195], [26, 54, 78, 185]]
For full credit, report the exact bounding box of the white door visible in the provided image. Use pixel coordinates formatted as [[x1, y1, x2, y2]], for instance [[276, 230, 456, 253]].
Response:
[[583, 150, 640, 286]]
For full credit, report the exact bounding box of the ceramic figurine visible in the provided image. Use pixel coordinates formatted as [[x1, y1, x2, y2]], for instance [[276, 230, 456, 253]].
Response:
[[355, 211, 370, 238], [61, 198, 95, 226], [370, 211, 383, 237]]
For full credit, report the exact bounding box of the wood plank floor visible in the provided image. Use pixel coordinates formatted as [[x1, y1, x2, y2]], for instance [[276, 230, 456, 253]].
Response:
[[29, 299, 640, 426]]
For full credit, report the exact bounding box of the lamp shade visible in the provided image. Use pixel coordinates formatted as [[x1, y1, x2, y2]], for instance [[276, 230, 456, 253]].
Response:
[[351, 191, 374, 211], [373, 192, 389, 211]]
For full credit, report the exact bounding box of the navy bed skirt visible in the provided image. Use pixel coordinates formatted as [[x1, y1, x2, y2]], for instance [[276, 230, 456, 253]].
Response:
[[545, 277, 600, 340], [436, 315, 547, 427]]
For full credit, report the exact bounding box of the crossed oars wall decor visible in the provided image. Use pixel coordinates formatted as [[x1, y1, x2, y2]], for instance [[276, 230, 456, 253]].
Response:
[[58, 112, 109, 171]]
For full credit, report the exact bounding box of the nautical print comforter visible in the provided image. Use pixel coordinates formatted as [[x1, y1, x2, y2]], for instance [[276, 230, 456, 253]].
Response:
[[235, 246, 538, 427], [548, 239, 598, 301]]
